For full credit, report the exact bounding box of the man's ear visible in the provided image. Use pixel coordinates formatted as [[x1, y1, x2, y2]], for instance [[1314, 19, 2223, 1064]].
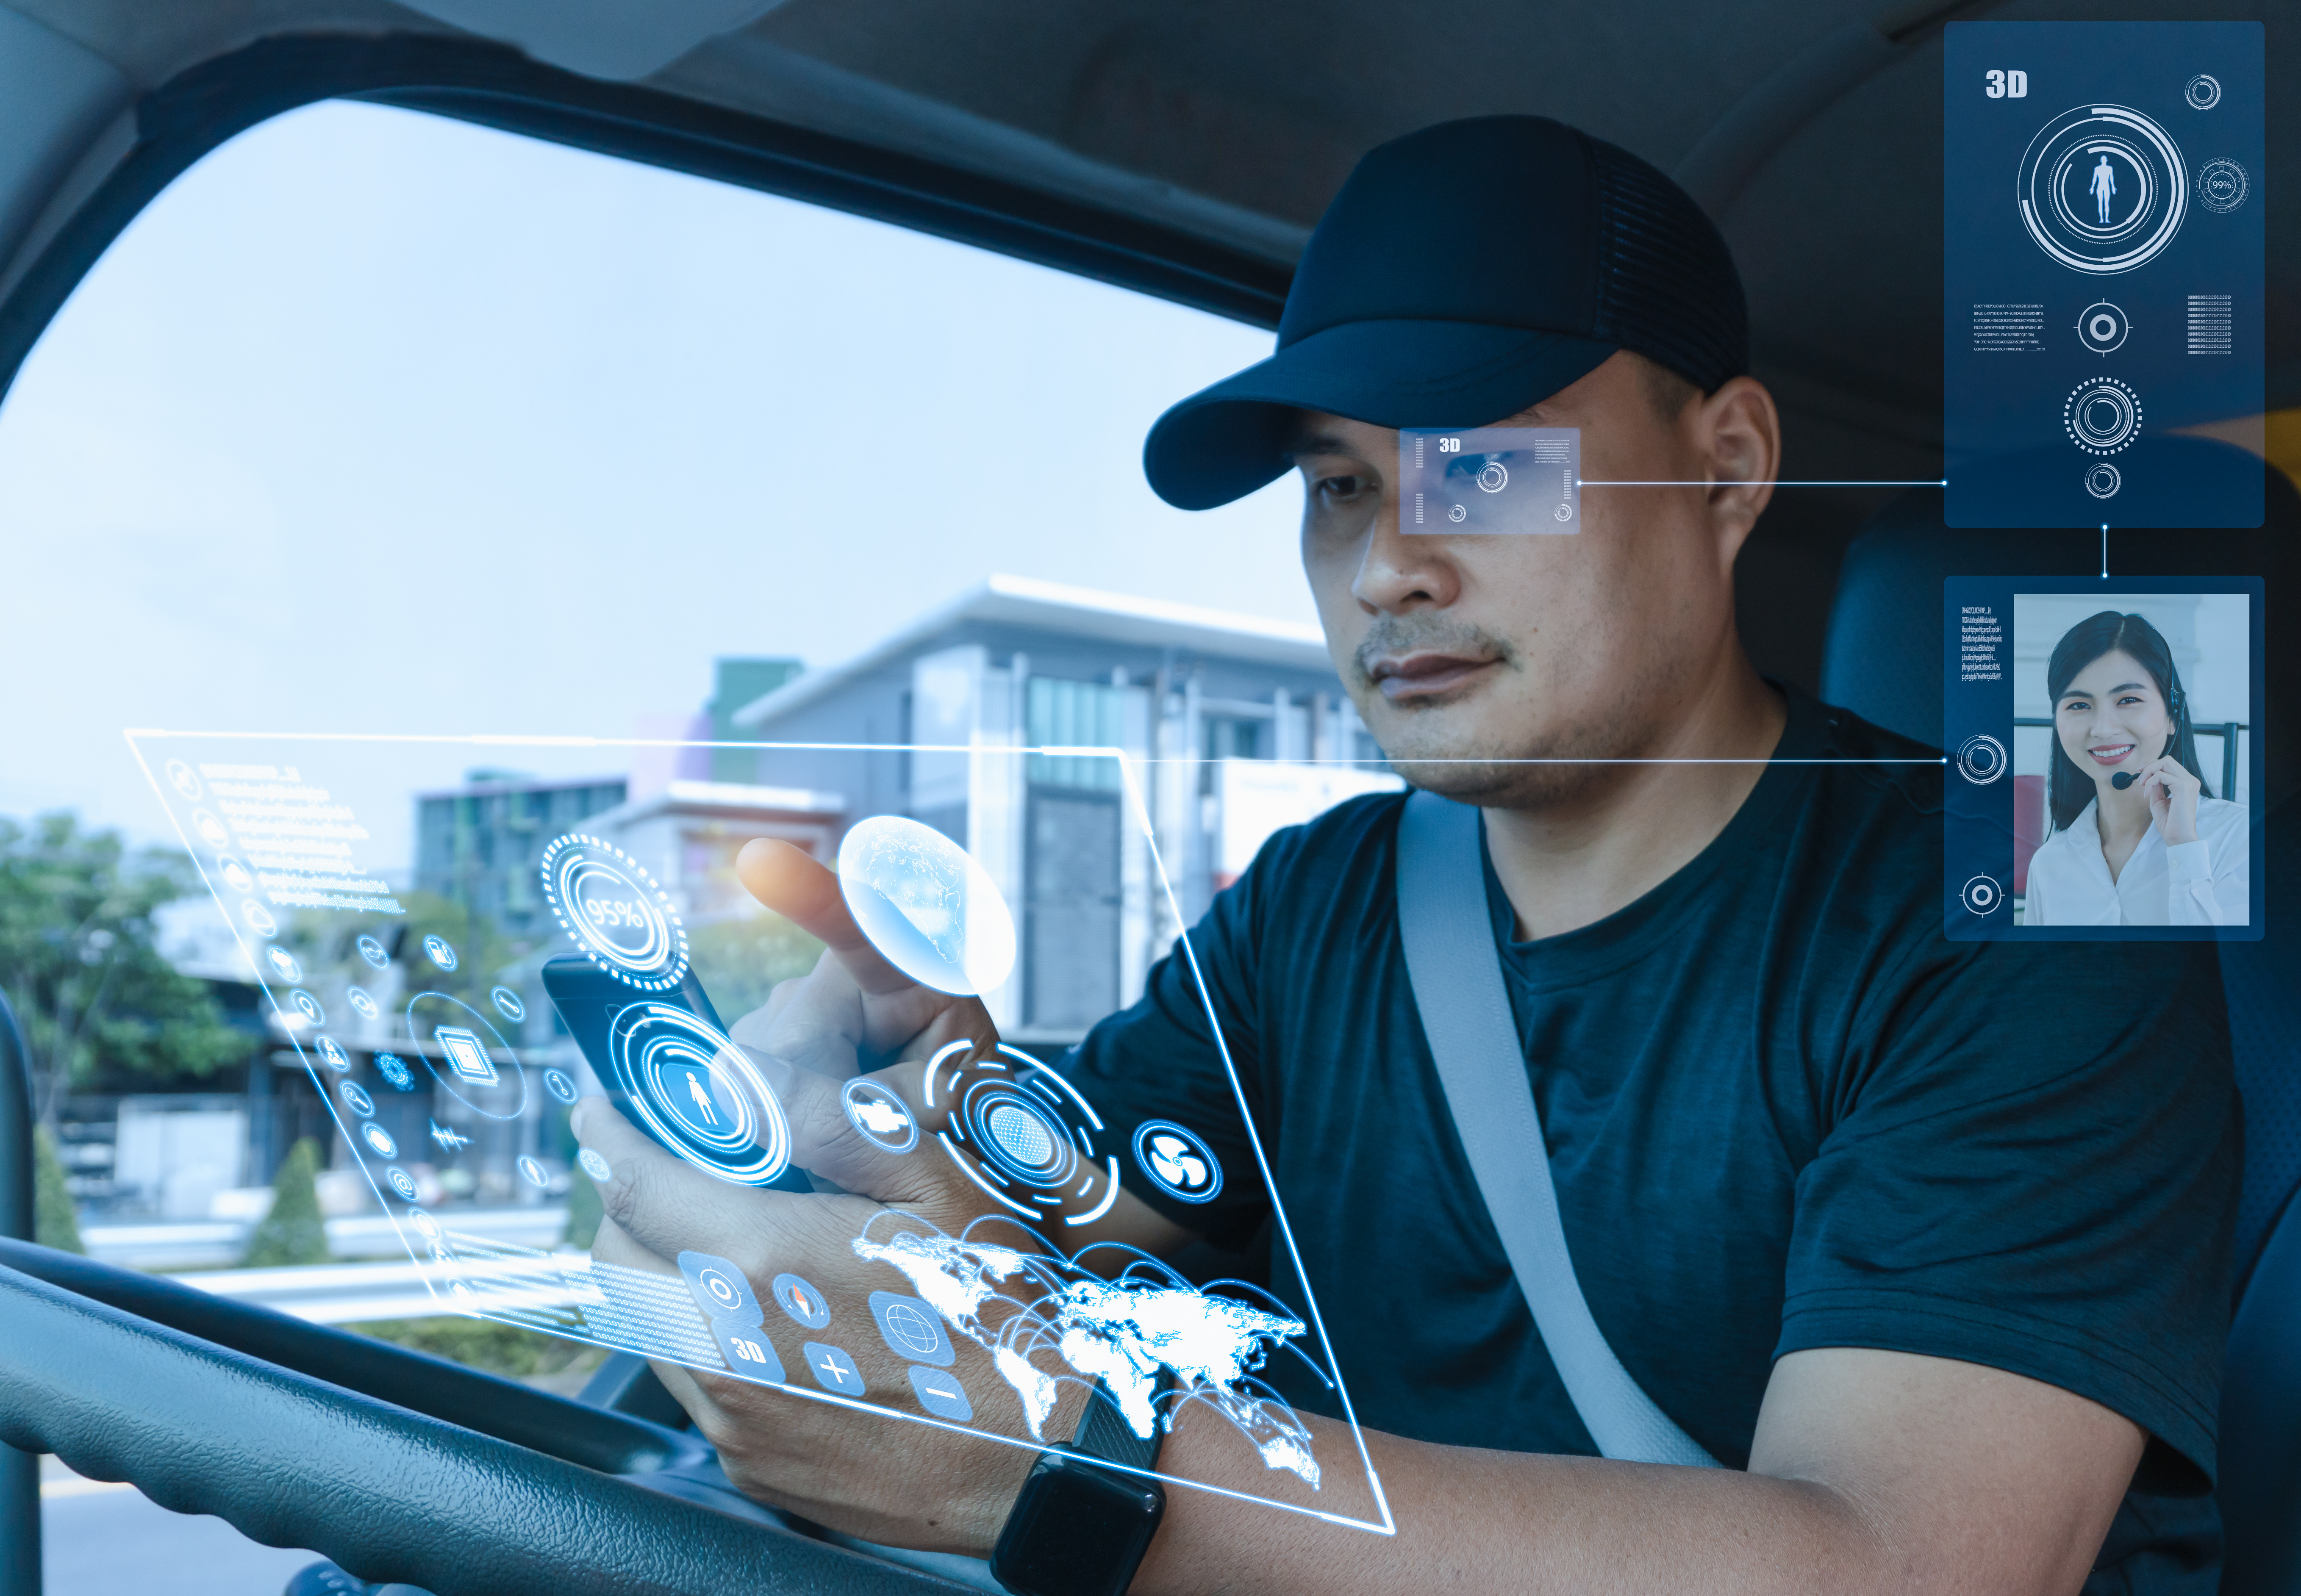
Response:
[[1693, 376, 1780, 567]]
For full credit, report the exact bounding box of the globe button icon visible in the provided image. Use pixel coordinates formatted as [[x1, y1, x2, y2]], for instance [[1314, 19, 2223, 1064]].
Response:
[[868, 1290, 953, 1366]]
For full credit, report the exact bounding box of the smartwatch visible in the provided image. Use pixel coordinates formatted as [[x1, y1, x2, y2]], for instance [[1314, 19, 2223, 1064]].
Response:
[[990, 1374, 1173, 1596]]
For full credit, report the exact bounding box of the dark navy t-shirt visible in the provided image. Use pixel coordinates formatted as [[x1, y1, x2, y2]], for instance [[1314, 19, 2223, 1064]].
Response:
[[1062, 689, 2238, 1593]]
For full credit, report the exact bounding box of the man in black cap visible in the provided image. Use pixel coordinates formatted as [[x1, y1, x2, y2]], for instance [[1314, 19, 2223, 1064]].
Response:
[[581, 117, 2233, 1594]]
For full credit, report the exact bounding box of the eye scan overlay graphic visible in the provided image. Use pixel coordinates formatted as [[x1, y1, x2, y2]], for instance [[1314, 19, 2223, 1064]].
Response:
[[1943, 22, 2263, 527], [1943, 578, 2262, 939], [1398, 427, 1579, 532], [126, 731, 1391, 1535]]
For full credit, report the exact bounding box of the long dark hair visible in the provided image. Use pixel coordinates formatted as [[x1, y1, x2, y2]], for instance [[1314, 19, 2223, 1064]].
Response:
[[2045, 610, 2212, 831]]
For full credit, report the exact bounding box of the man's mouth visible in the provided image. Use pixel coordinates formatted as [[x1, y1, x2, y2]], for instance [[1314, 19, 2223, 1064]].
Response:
[[2088, 742, 2136, 766], [1367, 651, 1500, 703]]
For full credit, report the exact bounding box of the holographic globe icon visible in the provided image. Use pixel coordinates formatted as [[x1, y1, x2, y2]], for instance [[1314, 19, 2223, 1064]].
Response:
[[836, 815, 1017, 995]]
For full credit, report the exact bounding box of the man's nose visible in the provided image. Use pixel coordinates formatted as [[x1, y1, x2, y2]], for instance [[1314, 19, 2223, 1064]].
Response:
[[1352, 511, 1461, 615]]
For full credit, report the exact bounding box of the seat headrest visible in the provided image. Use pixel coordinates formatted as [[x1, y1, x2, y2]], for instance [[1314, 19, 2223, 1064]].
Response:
[[1819, 438, 2301, 810]]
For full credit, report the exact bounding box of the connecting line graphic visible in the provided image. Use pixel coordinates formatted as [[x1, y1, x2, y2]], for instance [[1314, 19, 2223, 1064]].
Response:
[[1130, 756, 1947, 765], [2101, 523, 2110, 580], [1576, 478, 1948, 488]]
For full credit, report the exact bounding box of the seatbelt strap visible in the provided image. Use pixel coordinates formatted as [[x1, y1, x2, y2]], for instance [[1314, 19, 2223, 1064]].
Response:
[[1395, 789, 1720, 1467]]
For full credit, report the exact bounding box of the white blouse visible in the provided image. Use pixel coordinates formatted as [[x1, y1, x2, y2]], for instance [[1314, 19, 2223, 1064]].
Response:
[[2023, 795, 2249, 927]]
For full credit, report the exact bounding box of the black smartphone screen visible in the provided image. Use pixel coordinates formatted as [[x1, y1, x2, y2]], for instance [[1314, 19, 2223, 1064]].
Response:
[[542, 953, 813, 1193]]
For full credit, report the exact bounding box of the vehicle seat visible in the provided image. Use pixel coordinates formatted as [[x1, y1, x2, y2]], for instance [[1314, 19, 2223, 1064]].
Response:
[[1815, 446, 2301, 1596]]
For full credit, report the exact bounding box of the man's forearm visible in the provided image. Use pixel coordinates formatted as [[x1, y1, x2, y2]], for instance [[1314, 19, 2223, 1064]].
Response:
[[1130, 1414, 1884, 1596]]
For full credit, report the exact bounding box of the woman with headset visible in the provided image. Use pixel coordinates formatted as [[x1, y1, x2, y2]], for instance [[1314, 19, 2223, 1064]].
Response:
[[2023, 610, 2249, 925]]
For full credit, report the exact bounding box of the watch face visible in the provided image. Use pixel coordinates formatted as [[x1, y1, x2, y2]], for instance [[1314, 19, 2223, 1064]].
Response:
[[991, 1457, 1165, 1596]]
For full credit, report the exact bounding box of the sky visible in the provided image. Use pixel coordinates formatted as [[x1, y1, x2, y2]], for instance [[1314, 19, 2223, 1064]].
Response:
[[0, 99, 1312, 858]]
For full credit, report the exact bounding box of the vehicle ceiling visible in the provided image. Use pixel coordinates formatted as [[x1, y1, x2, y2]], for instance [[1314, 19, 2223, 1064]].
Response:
[[3, 0, 2293, 684]]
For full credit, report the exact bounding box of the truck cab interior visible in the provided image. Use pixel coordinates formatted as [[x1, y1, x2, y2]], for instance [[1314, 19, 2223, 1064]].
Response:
[[0, 3, 2294, 1594]]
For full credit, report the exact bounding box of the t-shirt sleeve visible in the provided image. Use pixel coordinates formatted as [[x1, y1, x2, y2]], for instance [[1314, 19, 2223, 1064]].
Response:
[[1776, 937, 2238, 1489], [1055, 823, 1296, 1250]]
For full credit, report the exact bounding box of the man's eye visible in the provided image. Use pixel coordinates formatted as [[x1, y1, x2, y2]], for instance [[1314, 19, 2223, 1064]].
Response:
[[1316, 474, 1368, 499]]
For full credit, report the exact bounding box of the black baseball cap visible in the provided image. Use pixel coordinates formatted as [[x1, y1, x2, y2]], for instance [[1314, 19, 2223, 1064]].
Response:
[[1142, 116, 1748, 511]]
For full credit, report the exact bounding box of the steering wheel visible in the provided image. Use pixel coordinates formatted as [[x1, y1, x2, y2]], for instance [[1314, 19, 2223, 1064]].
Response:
[[0, 1239, 969, 1595]]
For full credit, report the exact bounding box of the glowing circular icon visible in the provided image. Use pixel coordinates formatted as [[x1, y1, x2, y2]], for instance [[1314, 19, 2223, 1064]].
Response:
[[2065, 378, 2142, 455], [1475, 460, 1509, 493], [697, 1264, 748, 1316], [1132, 1120, 1224, 1204], [405, 993, 527, 1119], [265, 946, 303, 984], [577, 1147, 613, 1182], [1962, 875, 2004, 915], [339, 1082, 375, 1117], [356, 935, 390, 970], [347, 986, 379, 1021], [2074, 301, 2129, 355], [290, 989, 326, 1027], [242, 901, 278, 938], [518, 1155, 549, 1188], [538, 833, 690, 991], [167, 760, 203, 800], [842, 1077, 920, 1154], [543, 1068, 580, 1106], [193, 810, 230, 849], [316, 1036, 351, 1072], [837, 816, 1017, 997], [1447, 503, 1467, 523], [1553, 501, 1575, 523], [939, 1045, 1115, 1223], [491, 986, 526, 1023], [376, 1052, 414, 1090], [2018, 104, 2186, 274], [2196, 158, 2249, 215], [2184, 73, 2220, 111], [2085, 462, 2123, 500], [422, 935, 458, 972], [363, 1123, 398, 1158], [1957, 734, 2007, 786], [387, 1167, 419, 1201], [218, 856, 255, 895], [407, 1207, 441, 1241], [607, 1003, 791, 1186], [773, 1272, 832, 1330]]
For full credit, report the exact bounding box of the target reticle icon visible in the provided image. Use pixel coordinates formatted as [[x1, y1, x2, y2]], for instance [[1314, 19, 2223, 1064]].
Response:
[[2075, 301, 2129, 355], [540, 833, 690, 991], [933, 1043, 1119, 1227], [2018, 104, 2187, 274], [608, 1003, 792, 1186], [1963, 876, 2004, 915], [2065, 379, 2142, 455]]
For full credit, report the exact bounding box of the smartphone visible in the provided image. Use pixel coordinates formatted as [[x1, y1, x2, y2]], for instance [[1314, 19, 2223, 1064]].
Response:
[[542, 953, 813, 1193]]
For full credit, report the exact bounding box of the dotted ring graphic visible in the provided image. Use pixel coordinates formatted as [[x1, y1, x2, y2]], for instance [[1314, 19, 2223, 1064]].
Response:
[[2018, 104, 2187, 274], [2185, 74, 2220, 111], [1962, 876, 2004, 916], [2065, 379, 2142, 455], [1957, 734, 2007, 785], [2085, 462, 2123, 500], [2196, 158, 2249, 214], [539, 833, 690, 991], [608, 1002, 791, 1186]]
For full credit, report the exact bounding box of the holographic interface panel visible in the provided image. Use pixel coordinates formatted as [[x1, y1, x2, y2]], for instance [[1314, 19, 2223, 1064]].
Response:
[[1943, 21, 2264, 527], [1398, 427, 1579, 532], [126, 731, 1393, 1535], [1943, 577, 2262, 939]]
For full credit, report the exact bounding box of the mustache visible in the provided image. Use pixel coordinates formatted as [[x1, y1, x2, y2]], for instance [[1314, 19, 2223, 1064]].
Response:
[[1352, 616, 1516, 682]]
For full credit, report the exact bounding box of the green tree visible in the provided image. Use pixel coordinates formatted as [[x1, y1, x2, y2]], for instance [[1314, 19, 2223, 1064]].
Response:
[[33, 1125, 83, 1253], [241, 1136, 330, 1266], [0, 812, 248, 1126]]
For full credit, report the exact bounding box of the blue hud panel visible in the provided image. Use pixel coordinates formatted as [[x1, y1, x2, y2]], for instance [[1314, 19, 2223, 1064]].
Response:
[[1943, 576, 2262, 941], [1944, 22, 2262, 528]]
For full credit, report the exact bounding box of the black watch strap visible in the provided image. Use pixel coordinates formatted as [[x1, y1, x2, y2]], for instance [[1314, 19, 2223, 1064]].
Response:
[[991, 1373, 1173, 1596]]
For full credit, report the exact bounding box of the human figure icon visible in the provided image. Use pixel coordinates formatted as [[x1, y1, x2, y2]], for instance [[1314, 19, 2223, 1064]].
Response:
[[685, 1069, 720, 1125], [2090, 155, 2116, 224]]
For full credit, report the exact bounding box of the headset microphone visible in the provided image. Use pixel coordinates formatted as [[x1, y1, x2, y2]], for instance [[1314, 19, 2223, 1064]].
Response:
[[2111, 771, 2137, 790]]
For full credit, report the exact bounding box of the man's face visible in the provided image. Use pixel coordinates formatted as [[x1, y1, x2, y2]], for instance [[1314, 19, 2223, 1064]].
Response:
[[1291, 351, 1773, 806]]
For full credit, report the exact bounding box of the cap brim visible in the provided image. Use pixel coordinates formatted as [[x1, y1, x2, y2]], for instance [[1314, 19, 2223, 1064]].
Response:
[[1142, 319, 1617, 511]]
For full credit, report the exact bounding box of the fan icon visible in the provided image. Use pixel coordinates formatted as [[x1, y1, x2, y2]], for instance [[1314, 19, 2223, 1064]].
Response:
[[1132, 1120, 1223, 1203]]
